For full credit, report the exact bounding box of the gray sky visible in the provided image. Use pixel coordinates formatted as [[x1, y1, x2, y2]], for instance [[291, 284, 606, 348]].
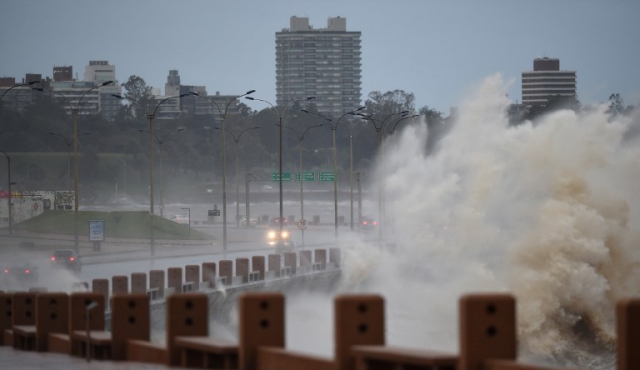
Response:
[[1, 0, 639, 115]]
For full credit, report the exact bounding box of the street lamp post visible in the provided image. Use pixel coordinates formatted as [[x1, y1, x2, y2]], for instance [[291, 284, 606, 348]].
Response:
[[182, 207, 191, 238], [282, 123, 325, 245], [113, 93, 186, 256], [302, 107, 364, 238], [41, 81, 113, 252], [1, 81, 40, 236], [245, 96, 316, 235], [343, 127, 355, 231], [214, 126, 260, 228], [135, 128, 184, 218], [0, 151, 12, 235], [48, 132, 72, 190], [190, 90, 255, 252], [356, 110, 409, 241]]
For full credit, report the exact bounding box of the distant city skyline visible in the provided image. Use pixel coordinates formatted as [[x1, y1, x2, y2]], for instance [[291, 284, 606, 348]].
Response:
[[1, 0, 639, 115]]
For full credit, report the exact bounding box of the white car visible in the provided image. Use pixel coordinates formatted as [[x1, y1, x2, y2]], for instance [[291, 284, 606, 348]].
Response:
[[240, 217, 258, 227], [168, 214, 189, 225]]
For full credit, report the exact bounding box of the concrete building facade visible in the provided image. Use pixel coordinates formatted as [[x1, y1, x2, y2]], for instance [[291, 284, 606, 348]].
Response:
[[522, 57, 577, 107], [83, 60, 122, 120], [276, 16, 362, 117]]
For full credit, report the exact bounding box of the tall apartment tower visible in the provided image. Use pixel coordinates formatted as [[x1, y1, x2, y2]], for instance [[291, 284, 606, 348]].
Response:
[[84, 60, 121, 120], [276, 16, 362, 117], [521, 57, 577, 107]]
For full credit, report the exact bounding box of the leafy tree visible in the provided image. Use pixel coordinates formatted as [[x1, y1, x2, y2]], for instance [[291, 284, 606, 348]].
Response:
[[122, 75, 153, 118], [364, 90, 415, 119], [608, 93, 624, 117]]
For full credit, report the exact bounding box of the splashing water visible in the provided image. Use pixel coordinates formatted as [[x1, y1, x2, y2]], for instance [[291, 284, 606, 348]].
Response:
[[318, 74, 639, 369]]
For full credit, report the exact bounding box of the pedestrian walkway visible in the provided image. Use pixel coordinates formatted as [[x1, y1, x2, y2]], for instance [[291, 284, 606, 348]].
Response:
[[0, 345, 182, 369]]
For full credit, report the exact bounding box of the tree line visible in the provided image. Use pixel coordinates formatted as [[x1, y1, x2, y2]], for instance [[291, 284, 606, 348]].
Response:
[[0, 74, 636, 205]]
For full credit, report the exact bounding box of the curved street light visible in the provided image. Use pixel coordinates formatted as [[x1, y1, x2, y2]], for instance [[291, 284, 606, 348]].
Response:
[[246, 96, 315, 234], [0, 81, 40, 235], [112, 93, 187, 256], [388, 114, 420, 135], [355, 110, 409, 241], [302, 106, 364, 239], [214, 126, 260, 228], [190, 90, 255, 252], [0, 80, 40, 101], [0, 150, 12, 235], [36, 81, 112, 252], [282, 122, 325, 245], [135, 128, 184, 218]]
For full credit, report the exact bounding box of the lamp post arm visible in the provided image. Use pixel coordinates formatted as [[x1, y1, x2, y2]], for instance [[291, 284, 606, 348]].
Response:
[[237, 127, 260, 142], [301, 124, 325, 141], [224, 90, 255, 116], [1, 80, 40, 101]]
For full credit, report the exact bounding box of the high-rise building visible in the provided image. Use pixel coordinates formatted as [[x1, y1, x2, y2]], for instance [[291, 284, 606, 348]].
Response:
[[0, 75, 43, 111], [84, 60, 121, 120], [276, 16, 362, 117], [521, 57, 577, 107], [53, 66, 73, 82]]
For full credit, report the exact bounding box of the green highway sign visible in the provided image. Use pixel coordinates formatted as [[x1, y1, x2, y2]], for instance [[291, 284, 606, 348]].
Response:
[[318, 172, 336, 181], [271, 172, 292, 182], [295, 172, 316, 182]]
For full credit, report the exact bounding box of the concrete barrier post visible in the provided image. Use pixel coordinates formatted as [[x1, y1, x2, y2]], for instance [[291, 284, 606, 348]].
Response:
[[11, 292, 37, 348], [112, 275, 129, 296], [202, 262, 216, 289], [35, 292, 69, 352], [334, 294, 385, 370], [300, 250, 312, 273], [166, 293, 208, 366], [167, 267, 183, 293], [219, 260, 233, 286], [314, 249, 327, 270], [236, 258, 249, 284], [283, 252, 297, 275], [267, 254, 281, 278], [92, 279, 109, 309], [111, 294, 150, 361], [69, 292, 106, 356], [329, 247, 341, 268], [0, 292, 11, 345], [131, 273, 147, 294], [617, 298, 640, 370], [239, 293, 285, 370], [149, 270, 165, 299], [459, 294, 516, 370], [251, 256, 265, 281], [185, 265, 200, 291]]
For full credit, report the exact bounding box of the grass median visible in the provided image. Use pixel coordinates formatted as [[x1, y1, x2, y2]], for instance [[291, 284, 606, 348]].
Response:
[[13, 211, 214, 241]]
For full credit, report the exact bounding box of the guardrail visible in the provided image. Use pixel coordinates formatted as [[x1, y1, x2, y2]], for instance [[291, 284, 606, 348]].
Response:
[[1, 289, 638, 369]]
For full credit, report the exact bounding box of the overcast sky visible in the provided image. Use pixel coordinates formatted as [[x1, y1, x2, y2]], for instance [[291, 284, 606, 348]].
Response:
[[1, 0, 639, 115]]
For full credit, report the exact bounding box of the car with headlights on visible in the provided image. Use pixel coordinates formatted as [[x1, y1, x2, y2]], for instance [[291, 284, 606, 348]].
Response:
[[266, 228, 298, 253]]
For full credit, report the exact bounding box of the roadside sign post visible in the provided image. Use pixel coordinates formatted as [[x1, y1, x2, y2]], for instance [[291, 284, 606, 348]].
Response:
[[297, 219, 308, 248], [88, 220, 105, 252]]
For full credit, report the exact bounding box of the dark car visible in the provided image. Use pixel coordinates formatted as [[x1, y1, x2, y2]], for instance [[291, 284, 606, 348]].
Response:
[[2, 264, 39, 282], [50, 249, 82, 273], [269, 217, 288, 228], [359, 217, 378, 231]]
